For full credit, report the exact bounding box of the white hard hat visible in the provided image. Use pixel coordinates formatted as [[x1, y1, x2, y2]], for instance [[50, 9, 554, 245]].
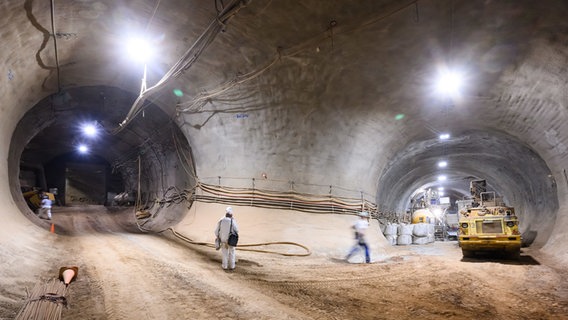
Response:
[[226, 207, 233, 214], [359, 211, 369, 217]]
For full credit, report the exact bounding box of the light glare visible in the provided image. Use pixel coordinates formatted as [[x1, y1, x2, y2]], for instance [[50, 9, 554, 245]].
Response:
[[431, 208, 443, 217], [438, 161, 448, 168], [127, 37, 153, 62], [436, 69, 463, 96], [78, 144, 89, 154], [82, 123, 97, 137], [437, 175, 447, 181], [439, 133, 450, 140]]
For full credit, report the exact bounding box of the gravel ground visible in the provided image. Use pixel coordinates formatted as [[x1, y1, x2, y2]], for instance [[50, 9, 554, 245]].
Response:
[[1, 204, 567, 319]]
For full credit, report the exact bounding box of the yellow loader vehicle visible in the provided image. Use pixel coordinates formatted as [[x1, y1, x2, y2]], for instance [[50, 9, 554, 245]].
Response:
[[23, 189, 55, 211], [457, 180, 521, 260]]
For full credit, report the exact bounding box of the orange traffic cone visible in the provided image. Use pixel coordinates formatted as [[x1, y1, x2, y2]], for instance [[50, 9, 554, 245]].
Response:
[[59, 266, 79, 286], [50, 224, 55, 233]]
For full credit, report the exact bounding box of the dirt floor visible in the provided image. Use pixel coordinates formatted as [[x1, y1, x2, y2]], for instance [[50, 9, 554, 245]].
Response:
[[2, 204, 568, 320]]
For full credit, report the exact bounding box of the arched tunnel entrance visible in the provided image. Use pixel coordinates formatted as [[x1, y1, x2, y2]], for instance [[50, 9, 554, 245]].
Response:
[[377, 129, 559, 247], [9, 86, 196, 230]]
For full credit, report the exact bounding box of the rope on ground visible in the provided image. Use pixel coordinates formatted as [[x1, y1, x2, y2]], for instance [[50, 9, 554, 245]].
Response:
[[166, 227, 311, 257]]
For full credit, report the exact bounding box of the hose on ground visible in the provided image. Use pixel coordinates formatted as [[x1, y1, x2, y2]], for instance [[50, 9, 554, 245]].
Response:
[[166, 227, 311, 257]]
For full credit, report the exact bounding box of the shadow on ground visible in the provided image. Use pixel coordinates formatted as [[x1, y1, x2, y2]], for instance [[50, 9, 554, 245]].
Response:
[[461, 251, 540, 265]]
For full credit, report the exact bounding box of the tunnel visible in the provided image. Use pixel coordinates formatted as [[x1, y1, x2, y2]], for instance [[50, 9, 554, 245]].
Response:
[[11, 86, 196, 232], [1, 0, 568, 319]]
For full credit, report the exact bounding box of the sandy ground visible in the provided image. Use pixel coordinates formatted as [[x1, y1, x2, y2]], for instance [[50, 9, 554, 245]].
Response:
[[1, 203, 567, 320]]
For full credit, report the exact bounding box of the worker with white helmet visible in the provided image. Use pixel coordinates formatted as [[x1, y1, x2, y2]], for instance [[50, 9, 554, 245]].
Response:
[[345, 211, 371, 263], [39, 193, 52, 220], [214, 207, 239, 270]]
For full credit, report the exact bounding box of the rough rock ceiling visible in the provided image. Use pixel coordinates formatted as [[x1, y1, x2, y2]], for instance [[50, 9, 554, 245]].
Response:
[[2, 0, 568, 249]]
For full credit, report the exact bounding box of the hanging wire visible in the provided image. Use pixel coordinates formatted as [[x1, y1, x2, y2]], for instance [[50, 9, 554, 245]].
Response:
[[112, 0, 249, 135], [177, 0, 418, 113], [145, 0, 162, 33], [414, 2, 420, 23], [50, 0, 61, 92]]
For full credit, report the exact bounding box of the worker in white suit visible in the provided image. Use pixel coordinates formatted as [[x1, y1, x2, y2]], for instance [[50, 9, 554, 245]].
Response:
[[345, 211, 371, 263], [214, 207, 239, 270], [39, 194, 52, 220]]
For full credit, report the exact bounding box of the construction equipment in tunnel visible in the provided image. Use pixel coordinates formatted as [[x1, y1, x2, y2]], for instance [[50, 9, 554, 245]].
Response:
[[408, 187, 453, 241], [23, 189, 55, 211], [411, 208, 434, 224], [457, 179, 522, 259]]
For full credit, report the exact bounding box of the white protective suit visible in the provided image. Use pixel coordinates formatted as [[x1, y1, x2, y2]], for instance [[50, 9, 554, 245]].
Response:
[[40, 197, 52, 220], [214, 212, 239, 270]]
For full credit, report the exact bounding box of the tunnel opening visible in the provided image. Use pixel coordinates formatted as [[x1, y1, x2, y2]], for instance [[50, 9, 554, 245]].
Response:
[[20, 151, 123, 208], [48, 153, 124, 206], [9, 86, 197, 230], [377, 129, 559, 248]]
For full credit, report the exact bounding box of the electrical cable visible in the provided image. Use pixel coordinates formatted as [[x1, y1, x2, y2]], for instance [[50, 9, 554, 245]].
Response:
[[177, 0, 418, 113], [145, 0, 162, 33], [50, 0, 61, 92], [137, 180, 379, 220], [112, 0, 250, 135]]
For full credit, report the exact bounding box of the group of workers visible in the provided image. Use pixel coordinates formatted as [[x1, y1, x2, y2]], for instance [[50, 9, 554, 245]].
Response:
[[213, 207, 372, 271], [32, 191, 371, 270]]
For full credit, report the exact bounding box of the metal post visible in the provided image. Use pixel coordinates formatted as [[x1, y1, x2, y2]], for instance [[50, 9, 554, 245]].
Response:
[[251, 178, 255, 206]]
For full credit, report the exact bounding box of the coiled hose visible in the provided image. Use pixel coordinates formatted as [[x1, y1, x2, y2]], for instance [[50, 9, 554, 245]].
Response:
[[166, 227, 311, 257]]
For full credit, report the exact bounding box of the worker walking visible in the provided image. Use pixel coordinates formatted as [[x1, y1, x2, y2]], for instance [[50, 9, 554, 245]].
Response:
[[39, 194, 52, 220], [214, 207, 239, 270], [345, 211, 371, 263]]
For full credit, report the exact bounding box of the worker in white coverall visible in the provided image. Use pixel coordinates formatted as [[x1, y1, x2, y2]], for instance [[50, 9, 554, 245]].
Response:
[[214, 207, 239, 270], [345, 211, 371, 263], [39, 194, 52, 220]]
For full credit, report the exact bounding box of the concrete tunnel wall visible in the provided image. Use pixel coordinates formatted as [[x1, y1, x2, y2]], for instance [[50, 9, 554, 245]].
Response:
[[1, 0, 568, 275]]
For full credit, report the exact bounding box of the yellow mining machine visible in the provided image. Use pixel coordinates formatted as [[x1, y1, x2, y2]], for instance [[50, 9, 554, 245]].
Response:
[[457, 180, 521, 259], [23, 189, 55, 211]]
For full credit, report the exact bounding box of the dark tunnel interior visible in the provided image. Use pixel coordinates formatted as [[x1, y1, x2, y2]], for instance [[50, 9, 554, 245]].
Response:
[[12, 86, 196, 230]]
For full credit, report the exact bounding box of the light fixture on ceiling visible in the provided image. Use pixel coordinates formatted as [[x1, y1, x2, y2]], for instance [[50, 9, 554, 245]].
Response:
[[124, 36, 156, 96], [439, 133, 450, 140], [81, 122, 98, 138], [77, 144, 89, 154], [438, 160, 448, 168], [126, 37, 154, 63], [435, 68, 464, 97], [437, 175, 447, 182]]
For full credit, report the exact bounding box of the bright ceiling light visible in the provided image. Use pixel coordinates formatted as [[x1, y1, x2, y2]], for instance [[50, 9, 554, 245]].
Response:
[[437, 175, 447, 181], [438, 187, 444, 191], [82, 123, 98, 137], [77, 144, 89, 154], [439, 133, 450, 140], [438, 161, 448, 168], [126, 37, 153, 62], [435, 69, 463, 97]]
